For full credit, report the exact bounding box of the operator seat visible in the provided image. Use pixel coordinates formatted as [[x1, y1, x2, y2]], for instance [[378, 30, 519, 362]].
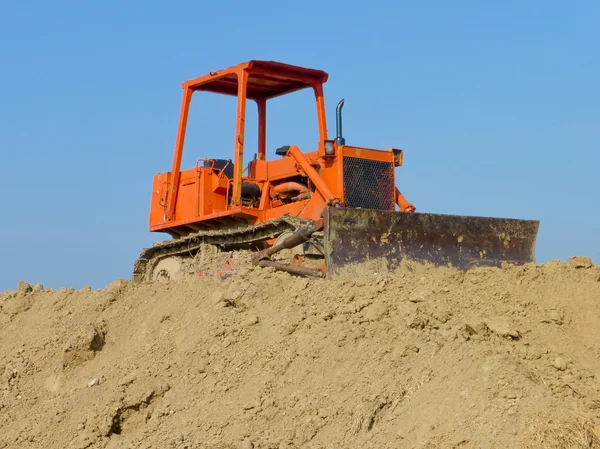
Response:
[[204, 159, 234, 178]]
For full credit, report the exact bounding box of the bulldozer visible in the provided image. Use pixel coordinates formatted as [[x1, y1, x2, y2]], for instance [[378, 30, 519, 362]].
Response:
[[133, 60, 539, 282]]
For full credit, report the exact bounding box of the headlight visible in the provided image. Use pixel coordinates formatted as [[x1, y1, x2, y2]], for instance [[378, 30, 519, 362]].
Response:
[[324, 140, 335, 155]]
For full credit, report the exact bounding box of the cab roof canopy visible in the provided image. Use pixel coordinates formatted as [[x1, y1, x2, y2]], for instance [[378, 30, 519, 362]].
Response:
[[183, 60, 329, 100]]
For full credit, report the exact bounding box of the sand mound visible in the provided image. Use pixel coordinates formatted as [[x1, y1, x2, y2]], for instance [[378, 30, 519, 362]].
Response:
[[1, 255, 599, 448]]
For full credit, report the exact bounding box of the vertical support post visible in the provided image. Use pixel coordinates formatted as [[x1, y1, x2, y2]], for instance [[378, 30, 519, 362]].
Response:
[[313, 83, 328, 150], [233, 70, 248, 206], [257, 99, 266, 160], [167, 86, 193, 221]]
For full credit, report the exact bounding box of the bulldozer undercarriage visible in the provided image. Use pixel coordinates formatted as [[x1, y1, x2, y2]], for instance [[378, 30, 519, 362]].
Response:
[[133, 215, 322, 283], [134, 207, 539, 283]]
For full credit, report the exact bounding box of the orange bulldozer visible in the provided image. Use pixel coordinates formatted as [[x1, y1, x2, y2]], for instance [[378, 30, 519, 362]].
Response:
[[133, 60, 538, 282]]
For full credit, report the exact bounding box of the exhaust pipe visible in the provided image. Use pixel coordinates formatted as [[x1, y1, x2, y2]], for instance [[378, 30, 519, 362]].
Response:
[[336, 99, 345, 146]]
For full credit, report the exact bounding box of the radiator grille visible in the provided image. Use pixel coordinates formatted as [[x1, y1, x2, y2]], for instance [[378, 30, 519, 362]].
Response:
[[342, 157, 396, 210]]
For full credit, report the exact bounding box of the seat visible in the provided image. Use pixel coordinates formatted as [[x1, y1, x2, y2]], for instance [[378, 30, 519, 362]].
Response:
[[204, 159, 234, 178]]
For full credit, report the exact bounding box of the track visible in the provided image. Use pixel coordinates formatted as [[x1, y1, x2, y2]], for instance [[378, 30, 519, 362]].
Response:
[[133, 216, 314, 282]]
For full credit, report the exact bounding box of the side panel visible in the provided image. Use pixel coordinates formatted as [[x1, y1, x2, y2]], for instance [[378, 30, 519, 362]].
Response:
[[149, 167, 231, 231], [149, 172, 170, 227], [174, 168, 200, 223]]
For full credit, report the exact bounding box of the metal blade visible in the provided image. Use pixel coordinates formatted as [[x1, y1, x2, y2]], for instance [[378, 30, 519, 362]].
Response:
[[323, 207, 539, 278]]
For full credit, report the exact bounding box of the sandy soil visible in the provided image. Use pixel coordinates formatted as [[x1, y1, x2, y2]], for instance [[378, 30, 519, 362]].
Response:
[[1, 253, 600, 448]]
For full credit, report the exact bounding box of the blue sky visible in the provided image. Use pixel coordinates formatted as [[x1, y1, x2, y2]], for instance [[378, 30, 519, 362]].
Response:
[[1, 1, 598, 290]]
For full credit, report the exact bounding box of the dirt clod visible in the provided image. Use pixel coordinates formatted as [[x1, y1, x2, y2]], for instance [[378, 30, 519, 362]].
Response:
[[570, 256, 593, 269], [16, 281, 33, 295], [363, 302, 388, 322], [552, 357, 569, 371], [484, 316, 521, 339], [242, 315, 259, 327]]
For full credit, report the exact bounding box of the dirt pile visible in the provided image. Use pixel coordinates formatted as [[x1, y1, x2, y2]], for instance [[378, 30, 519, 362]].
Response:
[[1, 254, 600, 448]]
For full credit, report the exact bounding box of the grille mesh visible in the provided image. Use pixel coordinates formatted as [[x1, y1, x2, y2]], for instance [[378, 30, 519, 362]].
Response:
[[342, 157, 396, 210]]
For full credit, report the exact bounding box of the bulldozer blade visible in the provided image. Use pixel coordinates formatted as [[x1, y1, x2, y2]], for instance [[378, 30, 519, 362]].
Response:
[[323, 207, 539, 278]]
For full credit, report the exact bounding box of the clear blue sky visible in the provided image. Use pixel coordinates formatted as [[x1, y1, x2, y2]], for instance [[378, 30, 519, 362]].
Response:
[[1, 1, 598, 290]]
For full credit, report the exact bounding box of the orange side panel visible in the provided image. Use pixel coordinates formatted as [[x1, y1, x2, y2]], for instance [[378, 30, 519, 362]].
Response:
[[149, 172, 170, 227], [173, 180, 197, 223], [150, 166, 231, 231], [252, 159, 268, 181], [171, 167, 228, 222]]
